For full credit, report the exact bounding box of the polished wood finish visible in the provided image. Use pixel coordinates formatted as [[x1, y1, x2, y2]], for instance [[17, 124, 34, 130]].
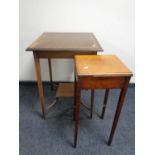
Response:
[[90, 90, 95, 119], [26, 32, 102, 119], [56, 83, 74, 97], [48, 59, 53, 88], [26, 32, 103, 52], [74, 81, 81, 148], [36, 50, 97, 59], [74, 55, 132, 147], [33, 52, 46, 119], [75, 55, 132, 77], [73, 77, 76, 121], [108, 77, 130, 145], [77, 76, 126, 89], [101, 89, 110, 119]]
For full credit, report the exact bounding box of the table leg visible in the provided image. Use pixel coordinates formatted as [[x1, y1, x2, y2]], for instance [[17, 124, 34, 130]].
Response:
[[101, 89, 110, 119], [90, 89, 94, 119], [74, 82, 81, 148], [73, 75, 76, 121], [48, 58, 54, 90], [108, 77, 130, 145], [33, 52, 46, 119]]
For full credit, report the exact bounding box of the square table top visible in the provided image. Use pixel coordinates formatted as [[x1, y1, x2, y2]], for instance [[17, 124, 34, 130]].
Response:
[[26, 32, 103, 52], [75, 55, 133, 77]]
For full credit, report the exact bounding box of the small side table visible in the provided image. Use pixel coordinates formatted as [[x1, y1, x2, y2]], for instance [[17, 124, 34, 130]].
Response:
[[26, 32, 103, 119], [74, 55, 133, 147]]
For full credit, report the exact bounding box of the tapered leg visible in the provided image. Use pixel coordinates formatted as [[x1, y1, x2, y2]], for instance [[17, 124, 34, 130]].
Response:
[[48, 58, 54, 89], [108, 78, 130, 145], [74, 83, 81, 148], [33, 52, 46, 119], [101, 89, 110, 119], [90, 89, 94, 119], [73, 75, 76, 121]]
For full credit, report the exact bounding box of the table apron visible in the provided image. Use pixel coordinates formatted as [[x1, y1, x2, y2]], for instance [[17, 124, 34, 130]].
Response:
[[35, 51, 97, 59], [77, 76, 128, 89]]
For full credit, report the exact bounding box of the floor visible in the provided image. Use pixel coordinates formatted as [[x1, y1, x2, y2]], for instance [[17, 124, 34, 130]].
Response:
[[19, 83, 135, 155]]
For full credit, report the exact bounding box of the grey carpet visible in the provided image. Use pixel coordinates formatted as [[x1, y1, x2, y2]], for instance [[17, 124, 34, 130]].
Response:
[[19, 83, 135, 155]]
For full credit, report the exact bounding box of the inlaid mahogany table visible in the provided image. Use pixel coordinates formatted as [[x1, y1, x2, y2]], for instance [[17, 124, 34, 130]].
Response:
[[74, 55, 133, 147], [26, 32, 103, 119]]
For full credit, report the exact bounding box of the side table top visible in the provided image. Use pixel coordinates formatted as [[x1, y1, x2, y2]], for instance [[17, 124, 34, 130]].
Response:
[[26, 32, 103, 52], [75, 55, 133, 77]]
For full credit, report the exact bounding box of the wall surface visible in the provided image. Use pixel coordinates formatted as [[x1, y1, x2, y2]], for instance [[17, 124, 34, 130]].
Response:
[[20, 0, 135, 82]]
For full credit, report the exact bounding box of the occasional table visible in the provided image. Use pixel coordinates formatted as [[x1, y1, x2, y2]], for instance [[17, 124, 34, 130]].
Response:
[[74, 55, 132, 147], [26, 32, 103, 119]]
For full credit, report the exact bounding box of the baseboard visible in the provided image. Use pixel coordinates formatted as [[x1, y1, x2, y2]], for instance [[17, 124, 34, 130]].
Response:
[[19, 81, 135, 88]]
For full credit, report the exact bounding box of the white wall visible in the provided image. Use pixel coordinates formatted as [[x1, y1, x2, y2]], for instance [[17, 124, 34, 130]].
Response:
[[19, 0, 135, 82]]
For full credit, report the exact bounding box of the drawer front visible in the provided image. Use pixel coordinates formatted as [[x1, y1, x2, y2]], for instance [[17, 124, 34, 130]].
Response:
[[78, 76, 126, 89]]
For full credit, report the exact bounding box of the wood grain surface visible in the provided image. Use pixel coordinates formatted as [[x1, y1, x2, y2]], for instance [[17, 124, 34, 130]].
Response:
[[26, 32, 103, 52], [75, 55, 132, 77]]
